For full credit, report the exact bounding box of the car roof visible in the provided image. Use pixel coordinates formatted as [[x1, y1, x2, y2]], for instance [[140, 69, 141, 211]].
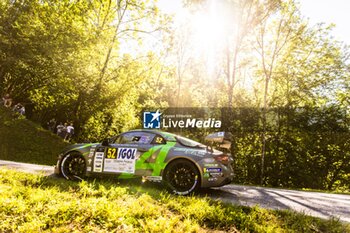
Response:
[[127, 129, 177, 141]]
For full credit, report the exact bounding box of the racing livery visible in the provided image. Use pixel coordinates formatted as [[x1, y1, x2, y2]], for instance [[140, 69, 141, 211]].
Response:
[[55, 129, 234, 195]]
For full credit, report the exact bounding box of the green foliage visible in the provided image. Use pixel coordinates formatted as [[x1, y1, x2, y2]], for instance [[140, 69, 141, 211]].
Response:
[[223, 107, 350, 191], [0, 169, 348, 232], [0, 106, 68, 165], [0, 0, 168, 141]]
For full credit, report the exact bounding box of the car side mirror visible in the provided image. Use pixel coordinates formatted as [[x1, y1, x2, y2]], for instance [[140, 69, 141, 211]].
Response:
[[101, 138, 109, 146]]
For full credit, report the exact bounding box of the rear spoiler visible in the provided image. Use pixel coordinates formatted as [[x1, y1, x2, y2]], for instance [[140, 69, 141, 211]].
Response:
[[205, 132, 232, 149]]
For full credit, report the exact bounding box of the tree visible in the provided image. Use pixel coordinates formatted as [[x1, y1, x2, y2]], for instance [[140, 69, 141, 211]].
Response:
[[253, 0, 300, 184], [253, 0, 350, 185], [0, 0, 169, 140]]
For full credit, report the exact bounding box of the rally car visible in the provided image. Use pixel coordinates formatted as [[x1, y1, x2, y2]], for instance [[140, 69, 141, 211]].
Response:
[[54, 129, 234, 195]]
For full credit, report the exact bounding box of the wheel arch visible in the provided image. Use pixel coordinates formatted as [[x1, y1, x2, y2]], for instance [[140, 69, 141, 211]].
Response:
[[59, 150, 87, 176], [60, 150, 86, 161], [162, 156, 203, 187]]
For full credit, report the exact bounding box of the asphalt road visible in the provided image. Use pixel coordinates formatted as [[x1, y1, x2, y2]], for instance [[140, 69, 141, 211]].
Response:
[[1, 159, 349, 222]]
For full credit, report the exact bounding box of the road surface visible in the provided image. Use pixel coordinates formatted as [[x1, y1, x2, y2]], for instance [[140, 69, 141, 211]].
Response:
[[1, 159, 349, 222]]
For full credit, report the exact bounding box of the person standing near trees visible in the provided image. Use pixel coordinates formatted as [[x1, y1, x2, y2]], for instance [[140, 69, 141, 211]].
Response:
[[47, 118, 56, 133], [12, 103, 25, 116], [18, 104, 25, 115], [65, 123, 74, 142], [60, 122, 68, 139], [56, 122, 64, 137], [2, 94, 12, 108], [12, 103, 22, 113]]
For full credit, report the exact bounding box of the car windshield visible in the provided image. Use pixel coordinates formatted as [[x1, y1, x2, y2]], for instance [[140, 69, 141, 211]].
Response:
[[176, 135, 206, 148], [112, 132, 155, 144]]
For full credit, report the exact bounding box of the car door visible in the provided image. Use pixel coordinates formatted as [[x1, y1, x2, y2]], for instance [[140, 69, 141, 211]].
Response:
[[91, 132, 155, 176]]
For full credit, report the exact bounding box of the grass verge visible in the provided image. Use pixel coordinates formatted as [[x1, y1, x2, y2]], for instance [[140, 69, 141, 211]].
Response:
[[0, 107, 68, 165], [0, 168, 348, 233]]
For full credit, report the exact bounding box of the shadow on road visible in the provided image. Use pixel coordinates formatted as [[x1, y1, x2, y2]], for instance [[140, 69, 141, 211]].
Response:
[[199, 185, 349, 222], [199, 186, 291, 210]]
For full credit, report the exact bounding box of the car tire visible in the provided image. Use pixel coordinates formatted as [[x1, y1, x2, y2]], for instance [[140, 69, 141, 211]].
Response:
[[60, 152, 86, 181], [163, 159, 200, 195]]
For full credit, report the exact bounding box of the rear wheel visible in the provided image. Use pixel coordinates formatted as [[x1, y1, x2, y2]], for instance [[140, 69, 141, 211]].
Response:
[[60, 152, 86, 181], [163, 159, 200, 195]]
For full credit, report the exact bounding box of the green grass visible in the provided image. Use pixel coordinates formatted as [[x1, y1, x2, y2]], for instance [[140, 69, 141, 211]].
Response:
[[0, 107, 68, 165], [0, 169, 348, 233]]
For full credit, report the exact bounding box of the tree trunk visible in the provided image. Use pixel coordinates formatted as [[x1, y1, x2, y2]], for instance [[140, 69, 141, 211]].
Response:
[[261, 76, 269, 185]]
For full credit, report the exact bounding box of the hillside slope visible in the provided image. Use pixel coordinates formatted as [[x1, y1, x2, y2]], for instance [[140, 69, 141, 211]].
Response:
[[0, 107, 68, 165]]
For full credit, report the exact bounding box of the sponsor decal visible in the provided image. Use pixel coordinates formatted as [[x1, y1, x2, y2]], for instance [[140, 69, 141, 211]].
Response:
[[173, 148, 206, 156], [139, 135, 152, 144], [204, 167, 222, 173], [209, 172, 223, 178], [88, 148, 95, 157], [118, 148, 136, 159], [154, 136, 164, 144], [103, 148, 137, 174], [96, 147, 105, 152], [93, 151, 104, 172], [204, 163, 219, 167], [203, 158, 216, 163], [204, 172, 222, 178], [106, 148, 117, 159], [208, 177, 218, 182]]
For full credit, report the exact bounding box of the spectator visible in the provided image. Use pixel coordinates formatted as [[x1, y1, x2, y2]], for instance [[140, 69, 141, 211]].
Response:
[[12, 103, 21, 112], [12, 103, 25, 115], [57, 122, 64, 137], [47, 118, 57, 133], [65, 123, 75, 142], [2, 94, 12, 108], [19, 104, 25, 115], [59, 122, 68, 139]]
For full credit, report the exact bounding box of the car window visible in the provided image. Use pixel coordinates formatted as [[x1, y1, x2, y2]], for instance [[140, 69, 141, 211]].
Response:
[[115, 132, 155, 144], [159, 132, 177, 141]]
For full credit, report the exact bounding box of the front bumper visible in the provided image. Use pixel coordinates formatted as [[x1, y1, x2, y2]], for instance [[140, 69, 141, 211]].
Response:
[[54, 154, 63, 175], [54, 165, 59, 175]]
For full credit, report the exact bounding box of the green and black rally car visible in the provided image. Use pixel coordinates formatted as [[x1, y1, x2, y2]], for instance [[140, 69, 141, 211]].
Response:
[[55, 129, 234, 195]]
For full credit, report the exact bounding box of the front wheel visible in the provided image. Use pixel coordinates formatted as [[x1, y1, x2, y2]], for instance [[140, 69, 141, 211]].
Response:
[[60, 152, 86, 181], [163, 159, 200, 195]]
